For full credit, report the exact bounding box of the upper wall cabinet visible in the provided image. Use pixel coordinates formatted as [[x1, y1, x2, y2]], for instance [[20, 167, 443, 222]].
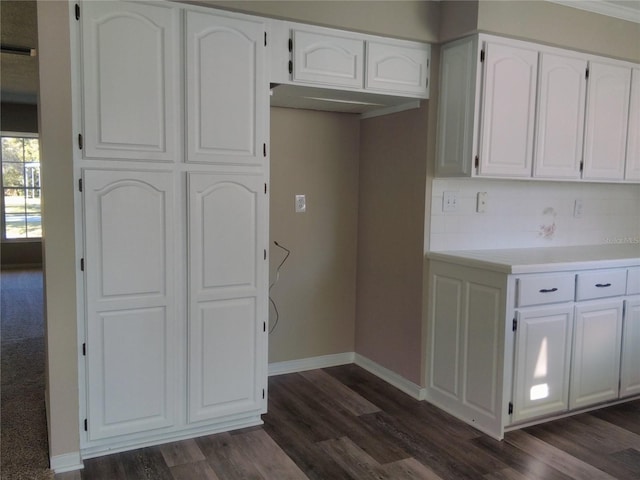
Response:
[[626, 68, 640, 180], [80, 1, 181, 161], [186, 10, 267, 166], [270, 20, 430, 114], [435, 34, 639, 183]]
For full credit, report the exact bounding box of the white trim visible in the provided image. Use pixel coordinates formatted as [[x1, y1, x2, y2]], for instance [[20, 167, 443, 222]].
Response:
[[360, 101, 422, 120], [50, 451, 84, 473], [547, 0, 640, 24], [354, 353, 427, 401], [268, 352, 355, 376]]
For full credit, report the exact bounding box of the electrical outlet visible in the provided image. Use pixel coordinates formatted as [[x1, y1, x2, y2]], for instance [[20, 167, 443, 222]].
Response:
[[295, 194, 306, 213], [442, 191, 458, 212], [573, 199, 583, 218], [476, 192, 488, 213]]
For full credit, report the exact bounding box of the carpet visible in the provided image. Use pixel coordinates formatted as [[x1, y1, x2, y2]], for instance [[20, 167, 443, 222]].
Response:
[[1, 268, 54, 480]]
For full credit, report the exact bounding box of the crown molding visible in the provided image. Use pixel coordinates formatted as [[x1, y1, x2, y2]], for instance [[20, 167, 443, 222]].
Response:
[[547, 1, 640, 23]]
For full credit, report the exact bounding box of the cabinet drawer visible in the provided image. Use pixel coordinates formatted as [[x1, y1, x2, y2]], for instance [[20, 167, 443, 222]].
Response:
[[576, 269, 627, 300], [628, 267, 640, 295], [517, 274, 575, 307]]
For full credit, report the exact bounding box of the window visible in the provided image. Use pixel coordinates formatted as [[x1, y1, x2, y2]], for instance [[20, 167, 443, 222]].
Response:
[[1, 134, 41, 239]]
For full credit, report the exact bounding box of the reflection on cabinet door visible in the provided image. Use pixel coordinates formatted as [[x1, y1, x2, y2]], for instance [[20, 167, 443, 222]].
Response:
[[533, 53, 586, 179], [620, 297, 640, 397], [570, 300, 623, 409], [513, 306, 574, 422], [583, 62, 631, 181], [83, 169, 176, 440], [80, 1, 180, 161], [187, 172, 267, 424], [478, 42, 538, 177], [186, 10, 267, 165]]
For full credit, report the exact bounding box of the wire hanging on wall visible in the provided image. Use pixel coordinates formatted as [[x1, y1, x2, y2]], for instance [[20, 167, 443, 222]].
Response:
[[269, 240, 290, 334]]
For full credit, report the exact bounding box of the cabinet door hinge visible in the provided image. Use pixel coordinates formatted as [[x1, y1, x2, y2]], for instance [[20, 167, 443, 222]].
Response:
[[78, 178, 83, 192], [474, 155, 479, 169], [264, 249, 267, 260], [508, 402, 513, 415], [264, 183, 267, 194], [512, 318, 517, 332], [263, 321, 266, 333], [288, 38, 293, 52], [288, 60, 293, 75], [480, 49, 485, 62], [78, 133, 83, 150], [263, 143, 267, 157], [80, 258, 85, 271], [82, 343, 86, 356], [580, 161, 584, 172], [264, 32, 267, 47], [262, 389, 265, 399], [84, 418, 88, 431], [75, 4, 80, 21], [585, 67, 589, 79]]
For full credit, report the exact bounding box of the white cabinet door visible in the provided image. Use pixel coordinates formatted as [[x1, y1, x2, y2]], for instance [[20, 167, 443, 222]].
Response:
[[583, 62, 631, 180], [365, 41, 429, 97], [188, 173, 267, 423], [625, 68, 640, 181], [513, 306, 573, 422], [80, 1, 180, 161], [570, 300, 623, 409], [83, 169, 176, 440], [186, 10, 267, 165], [292, 29, 364, 89], [435, 37, 478, 177], [478, 42, 538, 177], [620, 297, 640, 397], [533, 53, 587, 179]]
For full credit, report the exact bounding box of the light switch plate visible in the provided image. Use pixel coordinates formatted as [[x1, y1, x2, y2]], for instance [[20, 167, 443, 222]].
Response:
[[295, 194, 306, 213]]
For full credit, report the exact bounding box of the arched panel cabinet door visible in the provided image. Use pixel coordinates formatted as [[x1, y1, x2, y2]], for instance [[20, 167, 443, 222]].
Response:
[[82, 169, 176, 440], [80, 1, 181, 161], [365, 40, 430, 97], [186, 10, 267, 166], [187, 172, 267, 424]]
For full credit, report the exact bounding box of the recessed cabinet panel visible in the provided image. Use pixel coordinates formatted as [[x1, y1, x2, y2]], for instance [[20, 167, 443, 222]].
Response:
[[513, 306, 573, 422], [186, 11, 266, 165], [625, 68, 640, 181], [292, 29, 364, 88], [83, 169, 175, 440], [620, 298, 640, 397], [534, 53, 587, 179], [81, 1, 179, 161], [365, 41, 429, 97], [478, 43, 538, 177], [570, 300, 623, 409], [583, 62, 631, 180]]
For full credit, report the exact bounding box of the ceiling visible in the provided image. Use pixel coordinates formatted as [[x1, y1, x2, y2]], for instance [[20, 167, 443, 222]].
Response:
[[0, 0, 638, 107]]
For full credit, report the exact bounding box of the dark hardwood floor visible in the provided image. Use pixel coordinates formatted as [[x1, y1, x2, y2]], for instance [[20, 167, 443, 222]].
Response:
[[56, 364, 640, 480]]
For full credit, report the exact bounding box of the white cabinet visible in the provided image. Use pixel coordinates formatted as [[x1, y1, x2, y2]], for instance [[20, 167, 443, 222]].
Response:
[[186, 10, 267, 166], [188, 173, 267, 423], [76, 0, 269, 457], [83, 169, 177, 440], [625, 68, 640, 181], [365, 40, 430, 96], [80, 0, 180, 161], [583, 62, 631, 181], [478, 42, 538, 177], [570, 300, 623, 409], [533, 53, 587, 179], [513, 305, 573, 422], [292, 28, 364, 89], [620, 297, 640, 397]]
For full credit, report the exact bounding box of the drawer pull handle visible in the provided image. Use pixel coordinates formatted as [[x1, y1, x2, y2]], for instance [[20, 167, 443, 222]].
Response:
[[539, 288, 558, 293], [595, 283, 612, 288]]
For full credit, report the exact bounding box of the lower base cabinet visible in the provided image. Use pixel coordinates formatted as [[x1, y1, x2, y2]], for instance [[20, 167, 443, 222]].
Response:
[[426, 258, 640, 440]]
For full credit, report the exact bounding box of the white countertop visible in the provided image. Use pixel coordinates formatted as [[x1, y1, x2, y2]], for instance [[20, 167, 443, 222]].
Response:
[[428, 244, 640, 274]]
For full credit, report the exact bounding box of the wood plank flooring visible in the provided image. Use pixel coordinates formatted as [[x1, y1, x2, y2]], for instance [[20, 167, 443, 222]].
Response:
[[56, 364, 640, 480]]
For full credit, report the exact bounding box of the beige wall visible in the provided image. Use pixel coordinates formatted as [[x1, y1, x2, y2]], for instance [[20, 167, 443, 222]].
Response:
[[37, 0, 79, 459], [439, 0, 478, 43], [269, 108, 359, 363]]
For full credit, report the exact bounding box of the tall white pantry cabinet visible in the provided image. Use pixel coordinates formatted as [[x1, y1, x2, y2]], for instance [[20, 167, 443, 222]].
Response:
[[73, 0, 269, 455]]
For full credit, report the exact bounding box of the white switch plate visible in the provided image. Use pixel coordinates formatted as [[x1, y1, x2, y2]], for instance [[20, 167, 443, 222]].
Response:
[[295, 194, 306, 213], [442, 191, 458, 212], [573, 199, 583, 218], [476, 192, 487, 213]]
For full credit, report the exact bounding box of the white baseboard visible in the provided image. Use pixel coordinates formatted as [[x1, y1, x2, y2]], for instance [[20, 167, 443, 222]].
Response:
[[268, 352, 355, 376], [354, 353, 427, 401], [50, 451, 84, 473]]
